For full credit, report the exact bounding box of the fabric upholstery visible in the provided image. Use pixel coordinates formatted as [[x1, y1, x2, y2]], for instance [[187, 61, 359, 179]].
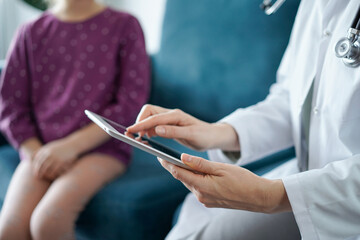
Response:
[[151, 0, 299, 122]]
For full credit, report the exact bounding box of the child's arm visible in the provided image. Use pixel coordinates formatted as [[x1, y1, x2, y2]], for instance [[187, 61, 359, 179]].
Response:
[[62, 122, 111, 155], [0, 24, 39, 150]]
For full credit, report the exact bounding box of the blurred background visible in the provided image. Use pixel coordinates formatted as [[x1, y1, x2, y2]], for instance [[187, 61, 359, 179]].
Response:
[[0, 0, 166, 60]]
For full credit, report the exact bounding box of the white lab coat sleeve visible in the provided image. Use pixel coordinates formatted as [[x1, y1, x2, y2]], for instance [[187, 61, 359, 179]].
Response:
[[283, 155, 360, 240], [208, 40, 295, 166]]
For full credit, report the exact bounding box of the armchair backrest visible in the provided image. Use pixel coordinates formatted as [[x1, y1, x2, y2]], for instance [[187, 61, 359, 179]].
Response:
[[150, 0, 299, 122]]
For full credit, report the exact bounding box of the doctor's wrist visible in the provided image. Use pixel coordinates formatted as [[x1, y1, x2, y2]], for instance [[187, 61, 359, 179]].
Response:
[[262, 179, 292, 214], [210, 123, 240, 151]]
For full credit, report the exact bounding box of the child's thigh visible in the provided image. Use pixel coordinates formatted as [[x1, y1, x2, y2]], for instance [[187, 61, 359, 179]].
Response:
[[36, 153, 126, 215], [0, 161, 50, 235]]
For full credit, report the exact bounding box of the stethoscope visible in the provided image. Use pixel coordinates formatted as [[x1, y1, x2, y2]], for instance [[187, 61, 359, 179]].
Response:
[[334, 6, 360, 68], [260, 0, 285, 15], [261, 0, 360, 68]]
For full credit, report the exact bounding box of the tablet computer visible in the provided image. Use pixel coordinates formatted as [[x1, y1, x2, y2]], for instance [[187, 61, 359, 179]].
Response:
[[84, 110, 193, 170]]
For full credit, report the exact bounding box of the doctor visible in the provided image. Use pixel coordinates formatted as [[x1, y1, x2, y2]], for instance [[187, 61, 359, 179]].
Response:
[[128, 0, 360, 239]]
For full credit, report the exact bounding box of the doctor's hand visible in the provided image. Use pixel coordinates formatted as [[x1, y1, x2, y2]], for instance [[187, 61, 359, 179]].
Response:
[[32, 139, 79, 181], [127, 104, 239, 151], [159, 154, 291, 213]]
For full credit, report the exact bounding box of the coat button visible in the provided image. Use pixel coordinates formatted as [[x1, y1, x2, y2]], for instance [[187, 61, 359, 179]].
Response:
[[313, 107, 319, 114], [323, 30, 332, 37]]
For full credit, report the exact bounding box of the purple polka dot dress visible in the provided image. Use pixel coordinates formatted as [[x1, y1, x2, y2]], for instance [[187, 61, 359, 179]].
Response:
[[0, 8, 150, 165]]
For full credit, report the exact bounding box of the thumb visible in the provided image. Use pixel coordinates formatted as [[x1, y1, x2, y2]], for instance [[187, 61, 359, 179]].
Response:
[[155, 125, 190, 139], [181, 154, 218, 175]]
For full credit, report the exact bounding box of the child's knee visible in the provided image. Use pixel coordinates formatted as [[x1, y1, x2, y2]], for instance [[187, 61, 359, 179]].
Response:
[[30, 208, 49, 239], [0, 214, 29, 240], [30, 204, 71, 240]]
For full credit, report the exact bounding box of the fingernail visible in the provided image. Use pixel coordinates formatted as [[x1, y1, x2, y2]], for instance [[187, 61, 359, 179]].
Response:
[[155, 126, 165, 135]]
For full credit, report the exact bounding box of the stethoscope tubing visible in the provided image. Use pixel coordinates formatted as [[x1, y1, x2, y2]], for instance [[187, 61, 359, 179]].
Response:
[[352, 5, 360, 30], [261, 1, 360, 68]]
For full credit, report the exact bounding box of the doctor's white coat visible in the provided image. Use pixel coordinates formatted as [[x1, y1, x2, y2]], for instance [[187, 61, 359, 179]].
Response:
[[171, 0, 360, 239], [211, 0, 360, 239]]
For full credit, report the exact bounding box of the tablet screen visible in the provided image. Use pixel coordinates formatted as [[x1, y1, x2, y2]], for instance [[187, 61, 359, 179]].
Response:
[[101, 116, 182, 160]]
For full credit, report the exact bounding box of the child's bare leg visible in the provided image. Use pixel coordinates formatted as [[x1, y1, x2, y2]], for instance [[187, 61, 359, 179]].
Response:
[[0, 161, 51, 240], [30, 153, 125, 240]]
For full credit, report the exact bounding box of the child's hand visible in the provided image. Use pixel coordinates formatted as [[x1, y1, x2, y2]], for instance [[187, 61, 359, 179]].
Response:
[[19, 137, 43, 162], [33, 139, 79, 181]]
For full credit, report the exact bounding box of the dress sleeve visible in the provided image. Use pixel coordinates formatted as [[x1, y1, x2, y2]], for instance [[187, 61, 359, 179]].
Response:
[[99, 15, 150, 126], [0, 24, 38, 149], [282, 155, 360, 239]]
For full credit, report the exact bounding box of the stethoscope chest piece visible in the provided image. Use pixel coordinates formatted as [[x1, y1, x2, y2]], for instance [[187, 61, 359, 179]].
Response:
[[334, 5, 360, 68], [335, 28, 360, 68], [260, 0, 360, 68]]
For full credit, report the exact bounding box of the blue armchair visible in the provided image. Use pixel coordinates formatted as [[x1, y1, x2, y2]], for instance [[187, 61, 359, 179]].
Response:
[[0, 0, 299, 239]]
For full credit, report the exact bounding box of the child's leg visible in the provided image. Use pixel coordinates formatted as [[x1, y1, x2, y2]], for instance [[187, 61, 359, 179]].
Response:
[[0, 161, 51, 240], [30, 153, 126, 240]]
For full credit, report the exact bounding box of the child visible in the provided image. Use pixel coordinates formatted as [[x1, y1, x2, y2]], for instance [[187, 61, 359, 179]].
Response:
[[0, 0, 150, 239]]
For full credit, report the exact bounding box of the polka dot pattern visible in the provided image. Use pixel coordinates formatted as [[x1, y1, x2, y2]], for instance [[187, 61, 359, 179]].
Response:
[[0, 8, 150, 164]]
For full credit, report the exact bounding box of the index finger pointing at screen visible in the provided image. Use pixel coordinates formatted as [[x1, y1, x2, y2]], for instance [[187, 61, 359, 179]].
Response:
[[127, 108, 185, 133], [135, 104, 169, 123]]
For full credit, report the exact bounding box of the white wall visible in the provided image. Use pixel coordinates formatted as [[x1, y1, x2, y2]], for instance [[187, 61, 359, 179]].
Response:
[[0, 0, 166, 59], [106, 0, 166, 54], [0, 0, 42, 59]]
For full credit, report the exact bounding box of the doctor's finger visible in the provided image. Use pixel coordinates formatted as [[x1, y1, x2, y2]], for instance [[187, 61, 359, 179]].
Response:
[[181, 154, 220, 176], [128, 109, 185, 134], [145, 128, 157, 138], [154, 125, 192, 140], [158, 157, 202, 187], [135, 104, 169, 123]]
